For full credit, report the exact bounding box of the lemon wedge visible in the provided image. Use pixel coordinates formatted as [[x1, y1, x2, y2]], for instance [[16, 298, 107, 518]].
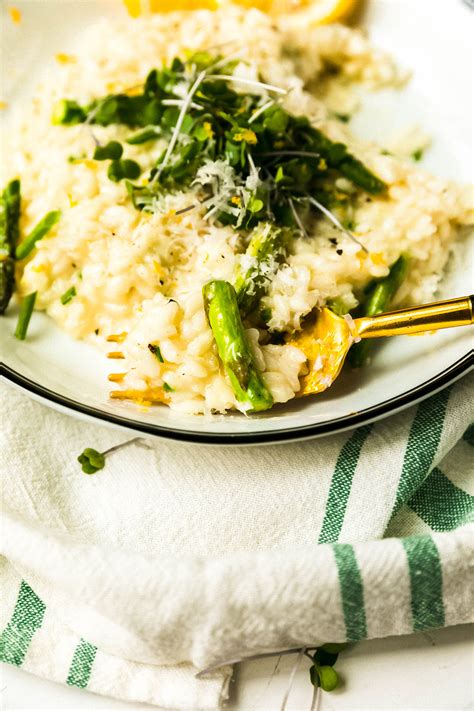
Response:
[[124, 0, 358, 22], [229, 0, 357, 23], [123, 0, 218, 17]]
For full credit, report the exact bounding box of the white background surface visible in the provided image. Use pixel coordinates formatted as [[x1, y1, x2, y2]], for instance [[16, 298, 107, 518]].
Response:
[[2, 625, 473, 710]]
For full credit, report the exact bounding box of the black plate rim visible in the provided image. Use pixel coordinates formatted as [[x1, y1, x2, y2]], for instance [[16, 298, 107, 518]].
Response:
[[1, 351, 472, 445]]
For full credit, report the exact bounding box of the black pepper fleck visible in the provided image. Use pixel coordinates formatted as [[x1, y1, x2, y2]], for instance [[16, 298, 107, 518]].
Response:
[[336, 249, 343, 255]]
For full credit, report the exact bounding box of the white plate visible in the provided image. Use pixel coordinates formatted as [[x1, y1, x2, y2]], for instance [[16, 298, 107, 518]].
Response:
[[1, 0, 473, 444]]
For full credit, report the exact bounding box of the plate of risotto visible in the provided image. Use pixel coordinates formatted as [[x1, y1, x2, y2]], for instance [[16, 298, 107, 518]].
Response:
[[1, 0, 473, 443]]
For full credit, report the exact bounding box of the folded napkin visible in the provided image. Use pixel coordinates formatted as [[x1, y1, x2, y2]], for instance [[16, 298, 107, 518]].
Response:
[[1, 374, 473, 710]]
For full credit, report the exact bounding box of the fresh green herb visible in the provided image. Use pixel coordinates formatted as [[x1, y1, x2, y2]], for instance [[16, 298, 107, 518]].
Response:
[[334, 113, 351, 123], [77, 438, 141, 474], [163, 382, 174, 392], [126, 126, 161, 145], [349, 254, 410, 367], [328, 295, 352, 316], [0, 179, 21, 313], [203, 280, 274, 412], [309, 643, 347, 693], [55, 54, 386, 234], [148, 343, 164, 362], [15, 210, 61, 260], [67, 153, 86, 163], [14, 291, 37, 340], [412, 148, 424, 162], [93, 141, 123, 161], [60, 286, 76, 305], [52, 99, 87, 125], [77, 448, 106, 474], [107, 159, 141, 182]]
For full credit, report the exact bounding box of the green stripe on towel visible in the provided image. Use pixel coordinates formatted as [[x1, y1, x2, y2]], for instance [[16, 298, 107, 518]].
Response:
[[0, 581, 46, 666], [67, 639, 97, 688], [318, 425, 373, 544], [402, 535, 445, 631], [408, 467, 474, 532], [333, 544, 367, 642], [462, 423, 474, 446], [393, 389, 450, 516]]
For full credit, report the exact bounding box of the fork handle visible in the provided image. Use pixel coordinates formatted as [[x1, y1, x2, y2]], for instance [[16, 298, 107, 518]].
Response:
[[355, 295, 474, 339]]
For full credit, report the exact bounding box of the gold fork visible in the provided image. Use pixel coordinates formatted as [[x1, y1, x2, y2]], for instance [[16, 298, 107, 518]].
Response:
[[288, 295, 474, 396]]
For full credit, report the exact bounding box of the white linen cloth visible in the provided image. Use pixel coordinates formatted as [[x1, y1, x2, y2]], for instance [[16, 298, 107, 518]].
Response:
[[1, 374, 473, 709]]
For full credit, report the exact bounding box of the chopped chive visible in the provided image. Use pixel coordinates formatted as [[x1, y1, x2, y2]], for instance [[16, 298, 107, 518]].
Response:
[[163, 382, 174, 392], [15, 210, 61, 260], [14, 291, 37, 340], [60, 286, 76, 305], [412, 148, 424, 162], [148, 343, 164, 362]]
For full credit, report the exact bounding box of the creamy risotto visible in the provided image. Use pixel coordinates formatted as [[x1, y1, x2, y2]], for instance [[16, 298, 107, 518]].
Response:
[[2, 7, 473, 414]]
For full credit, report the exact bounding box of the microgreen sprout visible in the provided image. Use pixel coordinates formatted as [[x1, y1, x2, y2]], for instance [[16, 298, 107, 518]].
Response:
[[93, 141, 123, 161], [308, 643, 347, 693], [107, 159, 141, 182], [54, 53, 386, 240], [77, 437, 142, 474]]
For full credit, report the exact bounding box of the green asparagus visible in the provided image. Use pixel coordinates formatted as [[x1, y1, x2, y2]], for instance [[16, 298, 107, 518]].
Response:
[[14, 291, 37, 340], [234, 224, 289, 318], [203, 280, 274, 412], [0, 179, 21, 313], [348, 254, 410, 367], [309, 125, 387, 195], [15, 210, 61, 260]]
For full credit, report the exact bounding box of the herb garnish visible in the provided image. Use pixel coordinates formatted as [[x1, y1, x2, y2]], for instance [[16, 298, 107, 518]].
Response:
[[148, 343, 164, 362], [412, 148, 423, 162], [307, 643, 347, 692], [78, 438, 144, 474], [93, 141, 123, 161], [107, 159, 141, 182], [60, 286, 76, 305], [77, 448, 106, 474], [54, 52, 386, 236]]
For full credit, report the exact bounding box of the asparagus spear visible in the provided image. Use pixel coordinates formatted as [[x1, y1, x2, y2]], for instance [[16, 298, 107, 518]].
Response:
[[348, 254, 410, 367], [0, 179, 21, 314], [234, 223, 289, 318], [0, 259, 15, 314], [203, 280, 274, 412], [14, 291, 37, 340], [309, 126, 386, 195], [15, 210, 61, 260]]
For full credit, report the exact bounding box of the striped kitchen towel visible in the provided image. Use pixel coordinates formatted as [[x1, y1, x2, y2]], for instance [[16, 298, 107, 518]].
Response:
[[0, 373, 473, 710]]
